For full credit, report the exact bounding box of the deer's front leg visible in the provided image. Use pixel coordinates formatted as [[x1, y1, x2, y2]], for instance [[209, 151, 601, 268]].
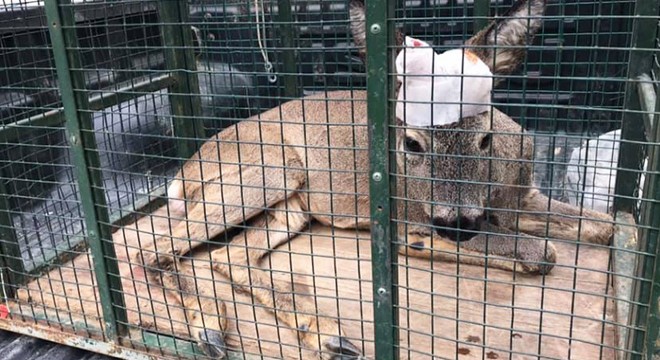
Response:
[[136, 241, 229, 359], [520, 189, 615, 245], [400, 224, 556, 274], [210, 197, 364, 360]]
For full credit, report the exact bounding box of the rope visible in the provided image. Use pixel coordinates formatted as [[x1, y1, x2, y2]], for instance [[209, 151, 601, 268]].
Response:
[[254, 0, 277, 83]]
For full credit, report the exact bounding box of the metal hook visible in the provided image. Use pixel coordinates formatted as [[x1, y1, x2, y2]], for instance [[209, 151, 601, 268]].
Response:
[[265, 62, 277, 83]]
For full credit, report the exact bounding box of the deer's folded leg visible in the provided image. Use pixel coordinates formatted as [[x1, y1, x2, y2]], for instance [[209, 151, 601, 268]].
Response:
[[520, 189, 615, 244], [182, 279, 229, 359], [210, 197, 364, 360], [135, 255, 229, 359], [400, 226, 556, 275], [135, 152, 307, 358]]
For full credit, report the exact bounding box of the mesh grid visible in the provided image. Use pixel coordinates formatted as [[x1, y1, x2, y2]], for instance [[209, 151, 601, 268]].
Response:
[[0, 0, 657, 359]]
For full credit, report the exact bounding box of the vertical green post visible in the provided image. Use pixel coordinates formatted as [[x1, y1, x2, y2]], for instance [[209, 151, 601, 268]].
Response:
[[276, 0, 299, 99], [473, 0, 490, 33], [44, 0, 127, 340], [366, 0, 398, 358], [630, 79, 660, 359], [0, 173, 25, 296], [643, 57, 660, 360], [616, 0, 659, 357], [159, 0, 204, 160], [613, 0, 658, 214]]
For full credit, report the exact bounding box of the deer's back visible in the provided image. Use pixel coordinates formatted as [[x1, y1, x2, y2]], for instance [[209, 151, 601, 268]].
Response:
[[276, 90, 372, 226], [175, 90, 372, 225]]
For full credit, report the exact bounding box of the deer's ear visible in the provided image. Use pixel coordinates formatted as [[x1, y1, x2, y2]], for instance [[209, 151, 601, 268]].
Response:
[[465, 0, 546, 79], [403, 36, 431, 48], [395, 37, 436, 78], [349, 0, 404, 63]]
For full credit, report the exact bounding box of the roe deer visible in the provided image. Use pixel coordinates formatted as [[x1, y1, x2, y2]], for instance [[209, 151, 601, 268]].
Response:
[[136, 0, 615, 358]]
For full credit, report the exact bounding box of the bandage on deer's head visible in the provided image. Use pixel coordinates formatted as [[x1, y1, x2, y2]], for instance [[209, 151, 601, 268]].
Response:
[[350, 0, 546, 241]]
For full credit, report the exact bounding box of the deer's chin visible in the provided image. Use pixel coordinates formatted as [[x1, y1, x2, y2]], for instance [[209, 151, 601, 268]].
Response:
[[428, 211, 497, 243]]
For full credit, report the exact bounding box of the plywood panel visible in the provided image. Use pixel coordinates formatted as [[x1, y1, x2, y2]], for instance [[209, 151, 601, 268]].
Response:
[[14, 205, 616, 359]]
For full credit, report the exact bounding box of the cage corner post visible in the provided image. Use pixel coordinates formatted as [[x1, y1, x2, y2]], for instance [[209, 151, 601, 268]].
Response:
[[158, 0, 205, 161], [365, 0, 399, 358], [615, 0, 660, 358], [473, 0, 490, 34], [44, 0, 128, 341], [613, 0, 658, 215], [275, 0, 299, 99], [630, 57, 660, 360], [0, 175, 26, 298]]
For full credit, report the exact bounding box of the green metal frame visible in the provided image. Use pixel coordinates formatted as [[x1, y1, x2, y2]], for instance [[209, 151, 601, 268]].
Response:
[[0, 0, 207, 352], [0, 176, 24, 297], [0, 0, 657, 358], [614, 0, 658, 214], [365, 0, 399, 358], [616, 0, 660, 358], [159, 0, 205, 160], [276, 0, 300, 99], [629, 73, 660, 359], [473, 0, 490, 33], [44, 0, 128, 341]]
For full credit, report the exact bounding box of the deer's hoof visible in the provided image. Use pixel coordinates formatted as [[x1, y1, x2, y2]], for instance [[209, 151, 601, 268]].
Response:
[[523, 261, 555, 275], [198, 329, 227, 359], [324, 336, 365, 360], [520, 243, 556, 275]]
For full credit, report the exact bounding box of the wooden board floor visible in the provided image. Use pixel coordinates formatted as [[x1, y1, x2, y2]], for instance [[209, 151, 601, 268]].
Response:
[[10, 205, 617, 359]]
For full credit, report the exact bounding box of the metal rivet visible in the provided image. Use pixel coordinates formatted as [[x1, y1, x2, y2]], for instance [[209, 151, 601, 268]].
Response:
[[370, 24, 382, 34], [377, 287, 387, 295], [372, 172, 382, 182]]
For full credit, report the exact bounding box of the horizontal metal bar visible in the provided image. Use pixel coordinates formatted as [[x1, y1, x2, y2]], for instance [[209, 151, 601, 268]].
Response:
[[0, 319, 154, 360], [87, 74, 177, 112], [141, 330, 259, 360], [107, 185, 168, 228], [24, 234, 87, 275], [23, 185, 167, 277], [0, 74, 176, 143]]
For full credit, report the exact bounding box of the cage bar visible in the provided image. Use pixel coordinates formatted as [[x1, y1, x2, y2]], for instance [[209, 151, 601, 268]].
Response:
[[614, 0, 658, 214], [43, 0, 127, 341], [275, 0, 299, 99], [473, 0, 490, 33], [365, 0, 398, 358], [629, 63, 660, 359], [0, 176, 24, 293], [0, 74, 175, 144], [0, 0, 658, 359], [158, 0, 204, 160]]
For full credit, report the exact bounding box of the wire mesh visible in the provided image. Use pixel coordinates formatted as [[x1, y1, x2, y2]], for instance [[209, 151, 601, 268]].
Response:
[[0, 0, 657, 359], [0, 0, 107, 341]]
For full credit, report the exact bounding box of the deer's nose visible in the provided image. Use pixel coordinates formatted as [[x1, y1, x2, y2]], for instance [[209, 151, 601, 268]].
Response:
[[432, 213, 485, 242]]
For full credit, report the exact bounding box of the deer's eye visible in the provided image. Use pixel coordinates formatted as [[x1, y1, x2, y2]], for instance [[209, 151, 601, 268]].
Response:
[[404, 136, 424, 153], [479, 133, 492, 151]]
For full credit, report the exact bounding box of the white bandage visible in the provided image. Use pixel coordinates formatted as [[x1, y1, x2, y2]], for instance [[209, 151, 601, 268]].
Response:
[[395, 36, 493, 127]]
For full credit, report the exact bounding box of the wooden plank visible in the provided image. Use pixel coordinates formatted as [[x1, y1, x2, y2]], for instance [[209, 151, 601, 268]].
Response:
[[12, 205, 617, 359]]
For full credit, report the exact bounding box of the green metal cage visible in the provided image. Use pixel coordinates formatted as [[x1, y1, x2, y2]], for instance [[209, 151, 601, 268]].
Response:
[[0, 0, 657, 359]]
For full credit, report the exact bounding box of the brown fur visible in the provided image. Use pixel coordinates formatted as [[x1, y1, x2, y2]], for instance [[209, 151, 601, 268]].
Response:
[[135, 0, 614, 358]]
